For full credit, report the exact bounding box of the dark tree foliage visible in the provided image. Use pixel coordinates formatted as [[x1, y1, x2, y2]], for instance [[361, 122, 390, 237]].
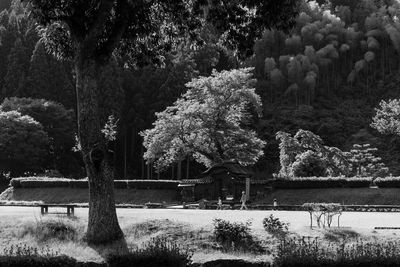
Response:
[[0, 110, 49, 176], [0, 0, 12, 11], [0, 97, 77, 176], [26, 41, 75, 109], [23, 0, 299, 244], [2, 37, 29, 97]]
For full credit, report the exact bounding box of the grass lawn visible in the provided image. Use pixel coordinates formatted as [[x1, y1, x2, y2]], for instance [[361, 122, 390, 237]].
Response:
[[254, 188, 400, 205], [1, 207, 400, 264]]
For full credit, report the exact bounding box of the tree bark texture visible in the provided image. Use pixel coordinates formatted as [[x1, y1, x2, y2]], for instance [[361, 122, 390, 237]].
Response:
[[75, 56, 123, 244]]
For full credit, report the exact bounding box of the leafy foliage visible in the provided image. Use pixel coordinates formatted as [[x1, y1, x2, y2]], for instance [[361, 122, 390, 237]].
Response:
[[292, 150, 328, 177], [0, 110, 49, 175], [348, 143, 389, 177], [0, 97, 79, 176], [372, 99, 400, 136], [212, 218, 264, 253], [141, 68, 266, 170], [263, 215, 289, 237], [276, 129, 349, 178]]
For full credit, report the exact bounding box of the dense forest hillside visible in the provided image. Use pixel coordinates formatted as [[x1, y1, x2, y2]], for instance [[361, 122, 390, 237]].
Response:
[[1, 0, 400, 178]]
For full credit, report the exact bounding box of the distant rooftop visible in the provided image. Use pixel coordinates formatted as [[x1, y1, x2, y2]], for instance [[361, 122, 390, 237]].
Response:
[[200, 161, 253, 178]]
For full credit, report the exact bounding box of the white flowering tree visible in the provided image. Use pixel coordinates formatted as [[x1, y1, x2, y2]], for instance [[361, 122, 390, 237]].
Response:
[[141, 68, 266, 171]]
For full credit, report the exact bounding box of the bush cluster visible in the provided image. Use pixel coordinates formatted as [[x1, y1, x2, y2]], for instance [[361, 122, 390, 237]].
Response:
[[275, 237, 400, 267], [262, 215, 289, 237], [292, 150, 327, 177], [10, 177, 180, 190], [212, 218, 264, 253], [107, 237, 192, 267]]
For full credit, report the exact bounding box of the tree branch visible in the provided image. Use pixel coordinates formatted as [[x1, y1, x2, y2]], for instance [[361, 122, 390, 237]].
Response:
[[84, 0, 115, 53], [97, 0, 130, 60]]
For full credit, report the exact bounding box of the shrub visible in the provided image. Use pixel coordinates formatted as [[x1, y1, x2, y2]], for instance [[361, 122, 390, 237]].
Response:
[[263, 215, 289, 237], [107, 237, 192, 267], [292, 150, 327, 177], [212, 219, 264, 253], [20, 218, 79, 242]]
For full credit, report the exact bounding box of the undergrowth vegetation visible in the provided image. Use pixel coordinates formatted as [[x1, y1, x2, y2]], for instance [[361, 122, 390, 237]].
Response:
[[19, 217, 81, 242], [275, 237, 400, 267], [0, 244, 80, 267], [263, 215, 289, 238], [212, 218, 264, 253], [107, 236, 192, 267], [323, 228, 360, 243]]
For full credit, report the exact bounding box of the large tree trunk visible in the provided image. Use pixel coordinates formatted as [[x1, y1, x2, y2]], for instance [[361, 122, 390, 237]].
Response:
[[75, 57, 123, 244]]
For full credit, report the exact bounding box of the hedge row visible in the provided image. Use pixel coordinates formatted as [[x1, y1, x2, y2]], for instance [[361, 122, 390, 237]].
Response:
[[10, 177, 180, 190], [269, 177, 400, 189], [374, 177, 400, 188]]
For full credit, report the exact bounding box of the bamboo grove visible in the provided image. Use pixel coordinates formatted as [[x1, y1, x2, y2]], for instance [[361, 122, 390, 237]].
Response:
[[251, 0, 400, 106]]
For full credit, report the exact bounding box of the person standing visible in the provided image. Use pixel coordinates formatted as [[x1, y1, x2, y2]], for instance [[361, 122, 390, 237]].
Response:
[[240, 191, 247, 210], [217, 197, 223, 210], [273, 198, 278, 210]]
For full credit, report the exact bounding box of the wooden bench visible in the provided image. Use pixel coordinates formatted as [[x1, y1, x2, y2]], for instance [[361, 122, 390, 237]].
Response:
[[40, 204, 76, 216]]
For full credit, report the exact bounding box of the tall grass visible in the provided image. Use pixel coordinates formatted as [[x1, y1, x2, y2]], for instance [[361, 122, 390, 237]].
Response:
[[19, 217, 81, 242], [275, 237, 400, 267], [107, 236, 192, 267]]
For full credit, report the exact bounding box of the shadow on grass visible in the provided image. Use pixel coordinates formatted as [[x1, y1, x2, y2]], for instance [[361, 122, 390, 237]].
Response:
[[87, 237, 129, 261]]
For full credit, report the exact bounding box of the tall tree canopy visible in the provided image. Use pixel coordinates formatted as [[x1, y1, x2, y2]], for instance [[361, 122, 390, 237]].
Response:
[[25, 0, 299, 244], [371, 99, 400, 136], [0, 110, 49, 176], [141, 68, 266, 170], [0, 97, 76, 174]]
